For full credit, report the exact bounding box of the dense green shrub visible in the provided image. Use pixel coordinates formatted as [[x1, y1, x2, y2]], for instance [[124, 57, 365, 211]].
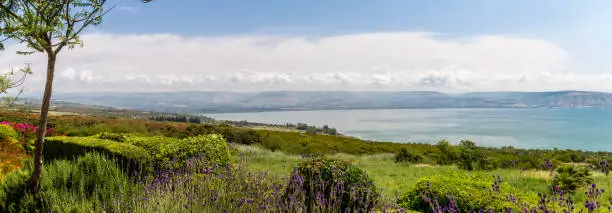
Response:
[[44, 136, 152, 175], [262, 135, 282, 152], [216, 127, 261, 145], [395, 147, 424, 163], [285, 158, 380, 212], [552, 166, 593, 192], [96, 132, 135, 142], [0, 125, 18, 142], [457, 140, 489, 171], [433, 140, 458, 165], [398, 173, 537, 213], [0, 165, 31, 212], [126, 134, 230, 170], [0, 153, 137, 212]]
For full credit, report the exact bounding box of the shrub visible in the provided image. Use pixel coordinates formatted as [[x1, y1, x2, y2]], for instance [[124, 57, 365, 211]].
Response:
[[216, 127, 261, 145], [127, 134, 230, 170], [395, 147, 424, 163], [457, 140, 488, 171], [44, 136, 152, 175], [238, 129, 261, 145], [0, 125, 18, 142], [552, 166, 593, 192], [0, 153, 138, 212], [0, 139, 28, 181], [398, 173, 537, 213], [434, 140, 458, 165], [285, 157, 380, 212], [262, 135, 283, 152], [96, 132, 134, 142]]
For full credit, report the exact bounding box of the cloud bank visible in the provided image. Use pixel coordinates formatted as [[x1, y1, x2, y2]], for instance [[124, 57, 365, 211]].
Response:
[[1, 31, 609, 93]]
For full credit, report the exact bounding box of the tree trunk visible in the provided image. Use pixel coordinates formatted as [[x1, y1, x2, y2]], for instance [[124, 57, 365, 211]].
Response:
[[28, 52, 56, 193]]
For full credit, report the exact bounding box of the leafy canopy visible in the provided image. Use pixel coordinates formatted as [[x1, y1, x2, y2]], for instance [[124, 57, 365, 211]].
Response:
[[0, 0, 109, 55]]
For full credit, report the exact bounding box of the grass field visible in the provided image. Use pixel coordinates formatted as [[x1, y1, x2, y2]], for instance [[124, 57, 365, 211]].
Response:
[[234, 144, 612, 203]]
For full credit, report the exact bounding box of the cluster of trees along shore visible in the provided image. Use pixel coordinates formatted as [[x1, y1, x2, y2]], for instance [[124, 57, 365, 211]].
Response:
[[150, 115, 341, 136], [148, 115, 203, 124]]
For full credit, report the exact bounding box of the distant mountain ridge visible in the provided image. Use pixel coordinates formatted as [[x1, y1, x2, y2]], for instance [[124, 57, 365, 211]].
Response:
[[48, 90, 612, 113]]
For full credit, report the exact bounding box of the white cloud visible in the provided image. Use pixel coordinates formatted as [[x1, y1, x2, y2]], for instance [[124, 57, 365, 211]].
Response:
[[3, 31, 612, 93]]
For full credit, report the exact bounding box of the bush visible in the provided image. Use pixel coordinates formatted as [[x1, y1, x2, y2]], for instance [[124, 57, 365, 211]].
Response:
[[216, 127, 261, 145], [96, 132, 134, 142], [0, 125, 18, 142], [0, 166, 30, 211], [434, 140, 458, 165], [285, 158, 380, 212], [457, 140, 488, 171], [398, 173, 537, 213], [44, 136, 152, 175], [0, 153, 138, 212], [552, 166, 593, 192], [262, 135, 283, 152], [395, 147, 424, 163], [126, 134, 230, 170]]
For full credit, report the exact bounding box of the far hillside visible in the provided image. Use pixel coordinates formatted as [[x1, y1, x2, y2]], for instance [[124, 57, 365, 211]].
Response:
[[44, 90, 612, 113]]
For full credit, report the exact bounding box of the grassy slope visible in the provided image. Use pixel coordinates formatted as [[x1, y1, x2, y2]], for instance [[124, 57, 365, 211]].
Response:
[[235, 144, 612, 203]]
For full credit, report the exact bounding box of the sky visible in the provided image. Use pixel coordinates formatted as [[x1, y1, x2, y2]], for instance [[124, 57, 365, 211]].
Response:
[[4, 0, 612, 93]]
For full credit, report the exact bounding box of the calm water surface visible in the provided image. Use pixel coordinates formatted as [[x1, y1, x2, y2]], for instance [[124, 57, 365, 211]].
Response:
[[205, 108, 612, 151]]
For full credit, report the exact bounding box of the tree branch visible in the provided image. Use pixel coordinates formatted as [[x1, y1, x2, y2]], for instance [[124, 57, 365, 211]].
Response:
[[0, 3, 24, 23]]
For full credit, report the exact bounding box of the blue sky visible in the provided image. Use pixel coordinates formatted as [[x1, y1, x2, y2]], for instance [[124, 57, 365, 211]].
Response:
[[6, 0, 612, 92], [106, 0, 604, 36]]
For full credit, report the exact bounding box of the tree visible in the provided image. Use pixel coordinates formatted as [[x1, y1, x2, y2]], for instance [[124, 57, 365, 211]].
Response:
[[0, 65, 31, 106], [0, 0, 110, 193], [552, 166, 593, 192], [457, 140, 488, 170], [434, 140, 457, 165], [305, 126, 317, 135]]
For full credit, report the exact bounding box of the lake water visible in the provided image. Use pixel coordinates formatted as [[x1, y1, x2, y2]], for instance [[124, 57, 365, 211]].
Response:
[[205, 108, 612, 151]]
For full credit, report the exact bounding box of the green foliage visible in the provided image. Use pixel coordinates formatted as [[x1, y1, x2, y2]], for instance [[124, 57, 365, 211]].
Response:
[[395, 147, 424, 163], [398, 173, 538, 213], [0, 165, 30, 212], [0, 124, 18, 141], [96, 132, 134, 142], [126, 134, 230, 170], [305, 126, 317, 135], [2, 110, 612, 171], [296, 123, 339, 135], [552, 166, 593, 192], [0, 153, 137, 212], [44, 136, 152, 174], [433, 140, 458, 165], [262, 135, 283, 152], [286, 158, 380, 212], [237, 129, 261, 145], [457, 140, 490, 171], [0, 66, 31, 108]]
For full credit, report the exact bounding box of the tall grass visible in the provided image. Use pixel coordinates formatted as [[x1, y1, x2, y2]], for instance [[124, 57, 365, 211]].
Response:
[[0, 152, 139, 212], [234, 144, 612, 205], [3, 143, 612, 212], [1, 150, 407, 212]]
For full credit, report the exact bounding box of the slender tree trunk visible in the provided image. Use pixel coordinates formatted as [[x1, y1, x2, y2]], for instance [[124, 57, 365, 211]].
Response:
[[28, 52, 56, 193]]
